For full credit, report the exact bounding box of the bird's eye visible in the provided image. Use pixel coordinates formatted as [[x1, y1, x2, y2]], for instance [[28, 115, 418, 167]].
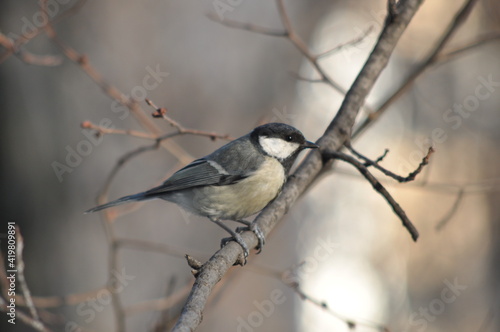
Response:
[[286, 135, 293, 142]]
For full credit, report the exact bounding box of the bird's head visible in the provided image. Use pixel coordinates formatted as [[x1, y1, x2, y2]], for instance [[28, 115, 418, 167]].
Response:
[[251, 123, 318, 161]]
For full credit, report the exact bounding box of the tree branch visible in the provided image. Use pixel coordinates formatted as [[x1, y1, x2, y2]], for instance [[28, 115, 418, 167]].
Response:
[[435, 31, 500, 64], [0, 33, 62, 66], [352, 0, 481, 139], [208, 0, 348, 95], [172, 1, 425, 330], [15, 227, 45, 330], [326, 151, 419, 241], [346, 142, 434, 183]]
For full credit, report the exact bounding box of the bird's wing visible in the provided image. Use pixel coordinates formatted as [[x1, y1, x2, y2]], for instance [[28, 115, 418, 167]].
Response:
[[144, 158, 247, 195]]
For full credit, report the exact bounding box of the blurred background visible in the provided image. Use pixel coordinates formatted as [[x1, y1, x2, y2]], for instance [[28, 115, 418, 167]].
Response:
[[1, 0, 499, 331]]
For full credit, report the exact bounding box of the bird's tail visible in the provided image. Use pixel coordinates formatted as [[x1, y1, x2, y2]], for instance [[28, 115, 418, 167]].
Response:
[[84, 192, 151, 213]]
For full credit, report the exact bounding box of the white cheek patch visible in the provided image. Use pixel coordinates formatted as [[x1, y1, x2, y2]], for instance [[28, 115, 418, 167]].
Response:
[[259, 137, 300, 160]]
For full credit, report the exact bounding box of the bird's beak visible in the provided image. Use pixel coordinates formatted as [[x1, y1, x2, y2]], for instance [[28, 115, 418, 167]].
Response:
[[302, 141, 319, 149]]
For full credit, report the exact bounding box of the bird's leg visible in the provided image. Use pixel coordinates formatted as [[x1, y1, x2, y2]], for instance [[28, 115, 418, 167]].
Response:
[[233, 219, 266, 254], [209, 217, 248, 265]]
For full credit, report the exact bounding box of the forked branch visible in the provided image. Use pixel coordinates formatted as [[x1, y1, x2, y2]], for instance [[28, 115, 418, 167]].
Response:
[[172, 1, 425, 330]]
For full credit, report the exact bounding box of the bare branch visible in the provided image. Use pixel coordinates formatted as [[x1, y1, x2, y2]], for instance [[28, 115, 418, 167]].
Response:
[[353, 0, 481, 139], [327, 151, 419, 241], [316, 25, 374, 59], [435, 32, 500, 63], [275, 0, 293, 33], [435, 188, 465, 231], [0, 0, 88, 64], [125, 283, 192, 316], [370, 148, 389, 164], [152, 276, 178, 332], [208, 0, 348, 95], [15, 227, 44, 330], [115, 238, 190, 259], [247, 264, 389, 331], [172, 1, 425, 330], [0, 33, 62, 66], [0, 231, 52, 332], [0, 297, 53, 332], [146, 99, 234, 141], [41, 22, 194, 166], [100, 220, 127, 332], [16, 288, 104, 309], [284, 281, 388, 331], [288, 71, 325, 84], [346, 142, 434, 183], [81, 121, 155, 140], [206, 13, 287, 36]]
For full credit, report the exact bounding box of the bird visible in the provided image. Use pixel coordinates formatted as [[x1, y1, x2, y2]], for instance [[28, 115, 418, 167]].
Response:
[[86, 123, 318, 260]]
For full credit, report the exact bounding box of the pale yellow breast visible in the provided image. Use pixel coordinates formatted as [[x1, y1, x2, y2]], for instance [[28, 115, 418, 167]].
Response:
[[196, 157, 286, 220]]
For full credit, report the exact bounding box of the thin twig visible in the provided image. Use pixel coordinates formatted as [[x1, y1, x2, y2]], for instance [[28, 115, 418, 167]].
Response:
[[125, 283, 192, 316], [0, 0, 88, 64], [335, 167, 500, 195], [0, 33, 62, 66], [16, 288, 104, 308], [371, 148, 389, 164], [206, 13, 287, 36], [81, 121, 156, 140], [346, 142, 434, 183], [42, 21, 193, 166], [208, 0, 347, 95], [435, 31, 500, 63], [327, 151, 419, 241], [435, 188, 465, 231], [0, 231, 52, 332], [316, 25, 374, 59], [152, 276, 177, 331], [0, 297, 53, 332], [246, 264, 389, 331], [288, 72, 325, 83], [352, 0, 482, 139], [285, 281, 388, 331], [103, 220, 127, 332], [115, 238, 190, 259], [146, 99, 234, 141], [16, 227, 45, 330]]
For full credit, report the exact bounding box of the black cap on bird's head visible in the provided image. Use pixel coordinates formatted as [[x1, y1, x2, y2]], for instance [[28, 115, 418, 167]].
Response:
[[250, 123, 318, 165]]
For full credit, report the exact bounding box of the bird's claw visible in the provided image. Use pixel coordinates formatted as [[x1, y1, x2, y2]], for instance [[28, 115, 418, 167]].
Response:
[[220, 234, 249, 266], [235, 223, 266, 254]]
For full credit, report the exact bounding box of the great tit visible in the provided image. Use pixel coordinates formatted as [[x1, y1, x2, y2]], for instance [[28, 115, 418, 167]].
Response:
[[86, 123, 318, 258]]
